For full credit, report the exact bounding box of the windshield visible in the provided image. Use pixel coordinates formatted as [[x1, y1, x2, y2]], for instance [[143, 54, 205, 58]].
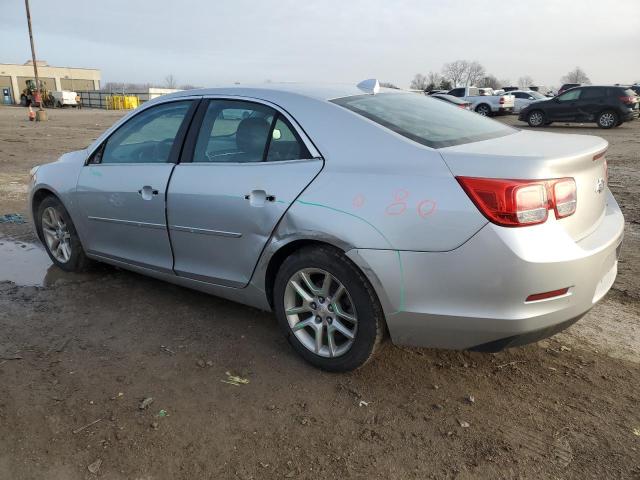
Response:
[[331, 93, 515, 148]]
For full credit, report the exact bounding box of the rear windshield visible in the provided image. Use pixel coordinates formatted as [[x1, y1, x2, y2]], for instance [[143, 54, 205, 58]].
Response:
[[331, 93, 515, 149]]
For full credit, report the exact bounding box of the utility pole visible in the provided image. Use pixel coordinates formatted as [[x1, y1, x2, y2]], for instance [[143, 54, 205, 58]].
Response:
[[24, 0, 47, 121]]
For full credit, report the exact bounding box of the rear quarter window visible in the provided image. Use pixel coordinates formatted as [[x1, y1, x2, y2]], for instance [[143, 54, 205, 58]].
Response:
[[331, 93, 515, 149]]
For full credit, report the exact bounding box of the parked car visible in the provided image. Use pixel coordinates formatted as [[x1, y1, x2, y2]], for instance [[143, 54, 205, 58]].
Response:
[[448, 86, 515, 116], [51, 90, 79, 108], [558, 83, 581, 95], [29, 81, 623, 371], [519, 85, 640, 128], [503, 89, 548, 113], [429, 93, 472, 110]]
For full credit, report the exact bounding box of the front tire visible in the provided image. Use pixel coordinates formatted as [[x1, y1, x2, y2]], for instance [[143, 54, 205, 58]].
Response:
[[36, 196, 91, 272], [273, 245, 385, 372], [527, 110, 545, 127], [475, 104, 491, 116], [597, 110, 618, 129]]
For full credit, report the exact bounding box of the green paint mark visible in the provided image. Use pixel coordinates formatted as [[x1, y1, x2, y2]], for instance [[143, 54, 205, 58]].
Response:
[[395, 250, 406, 312], [90, 168, 102, 177], [296, 200, 393, 246], [295, 199, 406, 313]]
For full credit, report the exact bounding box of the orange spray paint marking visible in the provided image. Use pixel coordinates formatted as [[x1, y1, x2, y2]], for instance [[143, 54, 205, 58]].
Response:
[[385, 189, 409, 216], [417, 199, 437, 218]]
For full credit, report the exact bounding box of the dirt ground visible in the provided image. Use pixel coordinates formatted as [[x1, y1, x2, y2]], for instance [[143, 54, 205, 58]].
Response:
[[0, 106, 639, 480]]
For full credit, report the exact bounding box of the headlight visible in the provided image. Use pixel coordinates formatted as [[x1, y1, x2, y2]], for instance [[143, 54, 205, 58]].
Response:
[[29, 165, 40, 178]]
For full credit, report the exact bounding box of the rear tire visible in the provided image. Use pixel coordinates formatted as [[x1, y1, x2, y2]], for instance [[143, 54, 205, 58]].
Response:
[[475, 104, 491, 116], [597, 110, 618, 129], [527, 110, 545, 127], [273, 245, 385, 372], [36, 195, 92, 272]]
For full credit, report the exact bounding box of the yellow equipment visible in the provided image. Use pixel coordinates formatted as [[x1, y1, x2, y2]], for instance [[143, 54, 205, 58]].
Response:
[[106, 95, 139, 110]]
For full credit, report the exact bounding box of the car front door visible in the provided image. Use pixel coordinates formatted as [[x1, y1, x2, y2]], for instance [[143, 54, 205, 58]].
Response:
[[549, 88, 582, 121], [75, 100, 197, 272], [167, 98, 323, 287]]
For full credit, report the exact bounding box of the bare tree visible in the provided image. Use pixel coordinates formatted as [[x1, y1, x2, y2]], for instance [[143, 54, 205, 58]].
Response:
[[439, 78, 452, 90], [442, 60, 469, 87], [465, 61, 486, 86], [164, 74, 177, 89], [518, 75, 534, 89], [479, 75, 501, 90], [409, 74, 429, 91], [561, 67, 591, 85], [426, 71, 442, 91]]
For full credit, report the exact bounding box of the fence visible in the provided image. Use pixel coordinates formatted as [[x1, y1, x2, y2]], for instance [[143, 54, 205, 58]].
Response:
[[77, 88, 181, 109]]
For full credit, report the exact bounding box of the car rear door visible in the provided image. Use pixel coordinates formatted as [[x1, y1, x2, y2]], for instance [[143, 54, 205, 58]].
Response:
[[166, 98, 323, 287], [579, 87, 607, 121], [75, 100, 197, 272]]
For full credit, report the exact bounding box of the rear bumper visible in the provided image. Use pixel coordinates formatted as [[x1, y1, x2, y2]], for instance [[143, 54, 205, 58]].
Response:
[[347, 190, 624, 350]]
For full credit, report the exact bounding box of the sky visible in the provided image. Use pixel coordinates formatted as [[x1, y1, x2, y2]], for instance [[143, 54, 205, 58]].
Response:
[[1, 0, 639, 89]]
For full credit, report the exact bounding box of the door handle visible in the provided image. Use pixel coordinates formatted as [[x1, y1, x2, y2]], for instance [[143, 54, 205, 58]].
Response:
[[138, 186, 159, 200], [244, 190, 275, 207]]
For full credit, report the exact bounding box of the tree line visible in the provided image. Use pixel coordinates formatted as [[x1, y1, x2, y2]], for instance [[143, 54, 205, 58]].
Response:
[[403, 62, 591, 92]]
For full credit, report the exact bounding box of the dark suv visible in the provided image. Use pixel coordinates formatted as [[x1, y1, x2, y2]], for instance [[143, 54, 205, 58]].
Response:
[[519, 85, 639, 129]]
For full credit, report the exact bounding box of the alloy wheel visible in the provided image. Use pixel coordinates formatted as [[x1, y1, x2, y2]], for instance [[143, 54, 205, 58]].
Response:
[[529, 111, 544, 126], [284, 268, 358, 358], [41, 206, 72, 263], [599, 112, 616, 128]]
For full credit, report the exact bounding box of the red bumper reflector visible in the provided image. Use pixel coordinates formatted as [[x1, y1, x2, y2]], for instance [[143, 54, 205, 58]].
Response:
[[526, 288, 570, 302]]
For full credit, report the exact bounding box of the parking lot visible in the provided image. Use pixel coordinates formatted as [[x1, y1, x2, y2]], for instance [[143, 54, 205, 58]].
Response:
[[0, 107, 639, 479]]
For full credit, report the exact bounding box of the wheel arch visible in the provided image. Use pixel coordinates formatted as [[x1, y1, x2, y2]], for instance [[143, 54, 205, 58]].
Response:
[[263, 238, 391, 338], [31, 187, 62, 242], [264, 238, 344, 310]]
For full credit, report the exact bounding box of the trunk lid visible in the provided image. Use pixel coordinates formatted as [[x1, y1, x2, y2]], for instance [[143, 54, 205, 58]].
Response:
[[439, 130, 608, 241]]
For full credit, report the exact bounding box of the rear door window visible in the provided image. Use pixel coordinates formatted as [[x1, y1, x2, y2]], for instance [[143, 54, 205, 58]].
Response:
[[580, 88, 606, 99], [449, 88, 465, 97], [266, 117, 310, 161], [331, 92, 515, 149], [191, 100, 310, 163]]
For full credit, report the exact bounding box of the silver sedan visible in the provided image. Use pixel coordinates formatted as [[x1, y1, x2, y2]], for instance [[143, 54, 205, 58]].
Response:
[[28, 80, 624, 371]]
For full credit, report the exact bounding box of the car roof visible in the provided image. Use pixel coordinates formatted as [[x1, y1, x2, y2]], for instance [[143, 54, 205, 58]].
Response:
[[160, 83, 405, 103]]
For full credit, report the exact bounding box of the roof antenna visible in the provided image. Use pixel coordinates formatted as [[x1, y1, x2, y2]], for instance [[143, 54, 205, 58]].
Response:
[[357, 79, 380, 95]]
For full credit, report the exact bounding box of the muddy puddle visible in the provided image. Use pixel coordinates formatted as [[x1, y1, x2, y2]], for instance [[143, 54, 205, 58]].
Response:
[[0, 236, 67, 286]]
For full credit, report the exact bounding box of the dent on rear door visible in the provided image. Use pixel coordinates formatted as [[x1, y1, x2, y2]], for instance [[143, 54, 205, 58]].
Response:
[[167, 160, 323, 287]]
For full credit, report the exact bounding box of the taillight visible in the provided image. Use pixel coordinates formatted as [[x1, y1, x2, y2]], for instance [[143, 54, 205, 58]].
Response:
[[619, 95, 637, 105], [552, 178, 577, 218], [499, 97, 505, 104], [456, 177, 577, 227]]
